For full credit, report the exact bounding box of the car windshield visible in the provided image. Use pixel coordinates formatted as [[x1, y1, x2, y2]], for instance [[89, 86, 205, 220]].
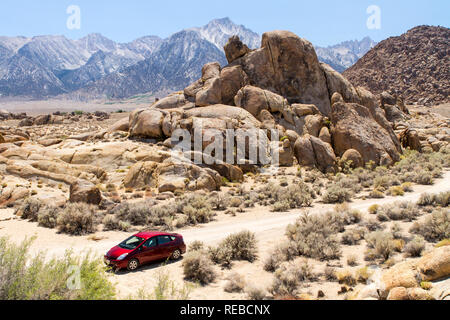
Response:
[[119, 236, 145, 250]]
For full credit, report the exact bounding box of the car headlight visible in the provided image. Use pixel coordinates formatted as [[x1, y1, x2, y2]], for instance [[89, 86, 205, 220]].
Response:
[[117, 253, 129, 261]]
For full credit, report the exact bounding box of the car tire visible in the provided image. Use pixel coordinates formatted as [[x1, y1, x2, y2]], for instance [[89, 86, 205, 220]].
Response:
[[171, 249, 182, 261], [127, 258, 140, 271]]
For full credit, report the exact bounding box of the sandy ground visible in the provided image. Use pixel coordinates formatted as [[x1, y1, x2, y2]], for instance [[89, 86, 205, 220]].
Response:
[[0, 171, 449, 300]]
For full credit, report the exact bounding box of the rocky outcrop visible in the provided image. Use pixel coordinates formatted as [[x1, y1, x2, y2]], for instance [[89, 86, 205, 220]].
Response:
[[224, 35, 251, 64], [344, 26, 450, 105], [230, 31, 331, 116], [378, 246, 450, 299], [330, 94, 401, 166], [294, 134, 336, 172], [69, 180, 102, 205]]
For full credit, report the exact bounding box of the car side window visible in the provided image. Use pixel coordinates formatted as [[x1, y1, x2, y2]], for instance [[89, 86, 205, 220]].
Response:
[[157, 235, 172, 245], [143, 237, 157, 248]]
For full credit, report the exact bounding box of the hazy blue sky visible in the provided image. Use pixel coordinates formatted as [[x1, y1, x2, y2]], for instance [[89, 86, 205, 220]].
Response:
[[0, 0, 448, 46]]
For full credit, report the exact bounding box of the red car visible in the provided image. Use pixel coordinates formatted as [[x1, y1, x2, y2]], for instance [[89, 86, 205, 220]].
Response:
[[104, 231, 186, 271]]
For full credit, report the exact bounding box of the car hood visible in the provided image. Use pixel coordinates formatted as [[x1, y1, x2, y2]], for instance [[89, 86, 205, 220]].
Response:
[[107, 246, 132, 259]]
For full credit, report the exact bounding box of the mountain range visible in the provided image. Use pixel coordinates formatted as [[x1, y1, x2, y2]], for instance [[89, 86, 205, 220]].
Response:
[[0, 18, 376, 100]]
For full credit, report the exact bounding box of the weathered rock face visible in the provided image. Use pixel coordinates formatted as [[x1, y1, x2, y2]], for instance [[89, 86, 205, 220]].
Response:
[[232, 31, 332, 116], [375, 246, 450, 299], [224, 36, 251, 64], [220, 65, 249, 105], [69, 180, 102, 205], [234, 85, 288, 117], [129, 109, 165, 138], [331, 96, 401, 166], [341, 149, 364, 168], [294, 134, 336, 172], [195, 62, 222, 107]]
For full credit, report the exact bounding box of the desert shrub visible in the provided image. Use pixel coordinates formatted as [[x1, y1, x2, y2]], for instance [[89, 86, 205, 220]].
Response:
[[208, 245, 233, 268], [324, 266, 337, 281], [355, 267, 373, 284], [401, 182, 413, 192], [263, 242, 297, 272], [270, 260, 315, 296], [56, 203, 97, 235], [336, 269, 357, 286], [271, 201, 291, 212], [257, 182, 313, 209], [102, 215, 130, 231], [404, 236, 426, 257], [285, 213, 342, 261], [221, 231, 257, 262], [362, 218, 385, 232], [189, 241, 205, 252], [388, 186, 405, 197], [410, 209, 450, 242], [37, 206, 59, 229], [209, 192, 230, 210], [364, 231, 395, 261], [17, 198, 42, 221], [178, 194, 214, 224], [416, 172, 433, 185], [341, 228, 366, 246], [346, 254, 358, 266], [224, 273, 246, 293], [417, 193, 435, 206], [377, 202, 420, 222], [110, 200, 153, 226], [368, 204, 379, 215], [322, 185, 353, 203], [182, 251, 216, 285], [369, 189, 385, 199], [418, 192, 450, 207], [0, 237, 115, 300], [245, 286, 267, 300], [135, 269, 192, 300]]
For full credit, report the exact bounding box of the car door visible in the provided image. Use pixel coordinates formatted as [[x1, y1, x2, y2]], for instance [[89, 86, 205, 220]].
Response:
[[139, 237, 160, 264], [157, 235, 175, 259]]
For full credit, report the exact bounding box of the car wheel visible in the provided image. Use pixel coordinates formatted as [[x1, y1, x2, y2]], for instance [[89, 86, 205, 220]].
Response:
[[127, 259, 140, 271], [171, 249, 182, 260]]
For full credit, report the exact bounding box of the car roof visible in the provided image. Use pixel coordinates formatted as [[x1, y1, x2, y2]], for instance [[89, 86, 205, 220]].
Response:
[[134, 231, 173, 239]]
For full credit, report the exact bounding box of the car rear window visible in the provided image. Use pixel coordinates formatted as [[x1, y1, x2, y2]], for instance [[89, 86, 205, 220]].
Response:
[[158, 235, 172, 245]]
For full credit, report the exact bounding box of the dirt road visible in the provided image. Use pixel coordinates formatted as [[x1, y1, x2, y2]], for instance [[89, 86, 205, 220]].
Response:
[[0, 171, 449, 299]]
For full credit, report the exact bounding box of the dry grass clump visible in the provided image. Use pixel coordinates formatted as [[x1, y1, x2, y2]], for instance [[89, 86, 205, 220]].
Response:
[[410, 209, 450, 242], [182, 251, 216, 285], [285, 213, 342, 261], [224, 273, 246, 293], [404, 236, 426, 257], [335, 268, 357, 286], [208, 192, 230, 210], [56, 203, 97, 235]]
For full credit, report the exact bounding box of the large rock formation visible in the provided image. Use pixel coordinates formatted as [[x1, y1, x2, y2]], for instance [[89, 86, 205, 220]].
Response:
[[123, 31, 402, 176]]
